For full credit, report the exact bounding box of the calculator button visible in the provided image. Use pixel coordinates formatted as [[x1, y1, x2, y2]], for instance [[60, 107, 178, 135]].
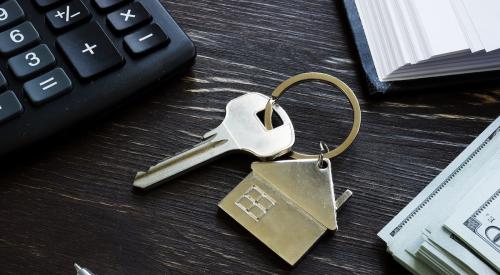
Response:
[[34, 0, 65, 9], [92, 0, 130, 11], [124, 24, 169, 56], [0, 71, 6, 90], [107, 2, 151, 33], [0, 1, 25, 31], [0, 22, 41, 56], [0, 90, 23, 123], [57, 21, 124, 79], [46, 0, 91, 30], [24, 68, 72, 105], [8, 44, 56, 79]]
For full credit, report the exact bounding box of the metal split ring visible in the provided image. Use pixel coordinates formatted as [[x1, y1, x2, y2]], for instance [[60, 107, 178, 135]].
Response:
[[264, 72, 361, 160]]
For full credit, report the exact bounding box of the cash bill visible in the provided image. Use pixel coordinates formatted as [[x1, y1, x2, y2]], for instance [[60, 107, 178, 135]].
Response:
[[378, 117, 500, 274], [423, 226, 495, 274], [444, 159, 500, 272], [417, 239, 473, 275]]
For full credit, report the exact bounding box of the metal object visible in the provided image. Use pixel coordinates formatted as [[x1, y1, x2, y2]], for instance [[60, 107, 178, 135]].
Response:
[[133, 93, 295, 190], [264, 72, 361, 159], [219, 73, 359, 265], [316, 141, 329, 168], [219, 159, 352, 265], [75, 263, 95, 275]]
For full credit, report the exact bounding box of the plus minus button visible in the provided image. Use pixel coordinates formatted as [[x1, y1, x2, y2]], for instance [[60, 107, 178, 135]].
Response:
[[46, 1, 90, 30]]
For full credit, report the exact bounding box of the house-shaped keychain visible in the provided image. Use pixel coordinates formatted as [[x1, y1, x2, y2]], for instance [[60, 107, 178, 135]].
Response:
[[219, 158, 352, 265]]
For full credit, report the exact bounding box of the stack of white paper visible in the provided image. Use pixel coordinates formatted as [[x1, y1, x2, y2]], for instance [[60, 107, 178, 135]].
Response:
[[354, 0, 500, 81]]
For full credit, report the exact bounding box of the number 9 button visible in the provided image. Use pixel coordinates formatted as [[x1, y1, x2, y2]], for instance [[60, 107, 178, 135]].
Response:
[[0, 0, 24, 30]]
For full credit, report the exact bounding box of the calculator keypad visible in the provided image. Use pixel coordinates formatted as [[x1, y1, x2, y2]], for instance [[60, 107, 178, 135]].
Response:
[[8, 44, 56, 79], [46, 0, 91, 30], [0, 0, 176, 129], [0, 0, 25, 31]]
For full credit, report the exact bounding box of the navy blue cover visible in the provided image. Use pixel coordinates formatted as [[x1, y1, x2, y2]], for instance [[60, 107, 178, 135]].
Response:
[[340, 0, 500, 95]]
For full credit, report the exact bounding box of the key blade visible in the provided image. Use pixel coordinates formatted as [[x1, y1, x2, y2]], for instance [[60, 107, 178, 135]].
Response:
[[133, 131, 232, 190]]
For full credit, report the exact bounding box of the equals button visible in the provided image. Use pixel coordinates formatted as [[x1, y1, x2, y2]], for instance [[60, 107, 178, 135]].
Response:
[[124, 24, 170, 56], [24, 68, 72, 105]]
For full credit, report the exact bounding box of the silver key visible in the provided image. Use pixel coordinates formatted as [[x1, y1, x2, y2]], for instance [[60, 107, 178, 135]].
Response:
[[133, 93, 295, 190]]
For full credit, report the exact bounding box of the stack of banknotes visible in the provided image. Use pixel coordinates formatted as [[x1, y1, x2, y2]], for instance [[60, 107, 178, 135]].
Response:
[[378, 117, 499, 274]]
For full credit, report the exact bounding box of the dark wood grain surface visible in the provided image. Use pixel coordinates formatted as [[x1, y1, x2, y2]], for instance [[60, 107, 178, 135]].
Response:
[[1, 0, 499, 274]]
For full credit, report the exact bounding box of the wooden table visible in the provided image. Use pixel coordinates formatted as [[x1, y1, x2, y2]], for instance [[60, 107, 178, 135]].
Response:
[[1, 0, 499, 274]]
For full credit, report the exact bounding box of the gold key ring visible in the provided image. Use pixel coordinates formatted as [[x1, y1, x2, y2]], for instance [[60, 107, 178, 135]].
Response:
[[264, 72, 361, 160]]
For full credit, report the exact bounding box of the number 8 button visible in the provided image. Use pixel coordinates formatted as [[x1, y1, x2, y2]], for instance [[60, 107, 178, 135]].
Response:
[[8, 44, 56, 79]]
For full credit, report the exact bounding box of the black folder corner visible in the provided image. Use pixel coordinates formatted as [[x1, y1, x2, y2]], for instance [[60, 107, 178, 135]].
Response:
[[340, 0, 500, 96]]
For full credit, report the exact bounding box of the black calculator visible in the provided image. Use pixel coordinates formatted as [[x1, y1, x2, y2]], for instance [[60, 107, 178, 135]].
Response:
[[0, 0, 196, 155]]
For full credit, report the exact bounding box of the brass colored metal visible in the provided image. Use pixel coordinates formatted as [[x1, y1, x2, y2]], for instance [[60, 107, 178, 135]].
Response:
[[264, 72, 361, 160], [335, 189, 353, 209], [219, 158, 351, 265]]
